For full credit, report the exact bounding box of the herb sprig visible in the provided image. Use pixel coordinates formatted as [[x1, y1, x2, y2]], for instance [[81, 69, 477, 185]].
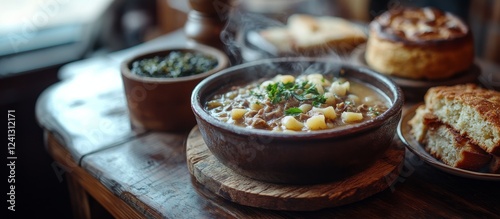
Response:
[[265, 81, 326, 106], [284, 107, 303, 116]]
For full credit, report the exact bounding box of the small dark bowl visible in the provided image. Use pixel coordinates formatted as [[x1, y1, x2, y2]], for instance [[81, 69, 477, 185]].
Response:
[[191, 58, 404, 184], [121, 44, 229, 132]]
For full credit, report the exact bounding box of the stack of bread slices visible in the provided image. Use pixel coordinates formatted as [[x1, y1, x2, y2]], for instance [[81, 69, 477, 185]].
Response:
[[409, 84, 500, 173], [259, 14, 367, 56]]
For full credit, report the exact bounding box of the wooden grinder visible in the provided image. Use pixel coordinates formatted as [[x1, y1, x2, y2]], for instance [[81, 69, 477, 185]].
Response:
[[184, 0, 232, 50]]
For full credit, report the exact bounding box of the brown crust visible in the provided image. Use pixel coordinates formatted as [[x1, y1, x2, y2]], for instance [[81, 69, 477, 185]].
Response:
[[455, 144, 492, 171], [423, 119, 491, 171], [370, 7, 471, 48], [410, 86, 500, 172], [292, 36, 367, 55], [365, 7, 474, 80], [364, 33, 474, 80], [426, 84, 500, 129], [424, 84, 500, 156], [490, 155, 500, 173]]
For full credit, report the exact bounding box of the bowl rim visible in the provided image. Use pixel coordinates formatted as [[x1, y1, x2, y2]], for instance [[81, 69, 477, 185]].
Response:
[[120, 44, 229, 83], [191, 57, 404, 140]]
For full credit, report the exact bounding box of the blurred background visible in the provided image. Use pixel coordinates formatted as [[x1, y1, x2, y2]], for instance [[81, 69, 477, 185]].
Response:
[[1, 0, 498, 217]]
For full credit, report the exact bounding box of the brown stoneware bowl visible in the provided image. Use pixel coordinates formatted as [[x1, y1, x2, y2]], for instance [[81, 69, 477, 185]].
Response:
[[121, 44, 229, 132], [191, 58, 404, 184]]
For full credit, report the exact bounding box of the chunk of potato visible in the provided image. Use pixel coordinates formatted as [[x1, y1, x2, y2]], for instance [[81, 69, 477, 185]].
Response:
[[341, 112, 363, 123], [299, 104, 312, 113], [314, 82, 324, 94], [312, 106, 337, 120], [304, 93, 314, 99], [260, 80, 274, 89], [306, 73, 323, 81], [306, 115, 328, 130], [307, 74, 331, 86], [282, 116, 304, 131], [231, 109, 247, 120], [329, 81, 350, 97], [323, 92, 336, 105], [346, 94, 360, 104], [280, 75, 295, 84], [207, 100, 222, 109], [225, 91, 238, 99], [250, 102, 263, 110]]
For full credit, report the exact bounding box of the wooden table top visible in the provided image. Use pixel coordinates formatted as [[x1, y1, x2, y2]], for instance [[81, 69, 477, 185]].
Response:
[[36, 30, 500, 218]]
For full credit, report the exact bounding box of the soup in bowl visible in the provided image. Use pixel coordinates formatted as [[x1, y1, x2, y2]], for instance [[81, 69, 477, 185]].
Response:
[[191, 58, 404, 184]]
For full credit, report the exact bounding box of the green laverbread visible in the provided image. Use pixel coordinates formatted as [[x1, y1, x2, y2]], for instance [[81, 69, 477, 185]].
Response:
[[131, 51, 218, 78]]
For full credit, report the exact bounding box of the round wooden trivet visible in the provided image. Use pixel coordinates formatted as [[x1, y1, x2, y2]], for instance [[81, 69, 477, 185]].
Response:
[[186, 126, 405, 211]]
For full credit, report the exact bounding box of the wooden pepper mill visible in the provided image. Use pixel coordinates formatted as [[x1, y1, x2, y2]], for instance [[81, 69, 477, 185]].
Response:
[[184, 0, 232, 50]]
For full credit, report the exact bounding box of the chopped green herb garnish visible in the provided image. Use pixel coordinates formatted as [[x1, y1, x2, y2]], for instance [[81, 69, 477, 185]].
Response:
[[304, 82, 319, 95], [266, 83, 280, 104], [266, 81, 325, 105], [368, 106, 381, 117], [285, 107, 303, 116], [312, 95, 326, 107], [266, 82, 294, 104]]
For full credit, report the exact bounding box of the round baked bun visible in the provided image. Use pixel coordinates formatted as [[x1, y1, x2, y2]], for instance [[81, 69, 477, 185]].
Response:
[[365, 7, 474, 80]]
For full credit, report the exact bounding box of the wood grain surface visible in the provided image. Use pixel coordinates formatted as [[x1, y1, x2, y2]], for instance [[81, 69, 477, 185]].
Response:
[[186, 126, 405, 211], [52, 127, 500, 218], [46, 133, 146, 219]]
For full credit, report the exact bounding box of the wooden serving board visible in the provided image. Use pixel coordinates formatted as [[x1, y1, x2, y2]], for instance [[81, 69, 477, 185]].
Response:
[[186, 126, 405, 211]]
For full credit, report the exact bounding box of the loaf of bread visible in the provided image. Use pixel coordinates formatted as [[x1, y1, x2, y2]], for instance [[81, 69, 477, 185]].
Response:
[[259, 14, 367, 56], [409, 106, 491, 171], [409, 84, 500, 173], [424, 84, 500, 155], [259, 27, 294, 52], [408, 105, 428, 143], [288, 14, 367, 54], [365, 7, 474, 80]]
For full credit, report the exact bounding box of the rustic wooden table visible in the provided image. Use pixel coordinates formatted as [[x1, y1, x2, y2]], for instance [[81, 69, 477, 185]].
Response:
[[36, 30, 500, 218]]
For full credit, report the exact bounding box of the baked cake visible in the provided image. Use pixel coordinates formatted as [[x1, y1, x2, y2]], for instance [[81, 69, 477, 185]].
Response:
[[365, 7, 474, 80]]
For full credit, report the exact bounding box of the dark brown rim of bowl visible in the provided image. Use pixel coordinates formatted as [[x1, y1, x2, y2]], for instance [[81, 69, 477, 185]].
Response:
[[120, 44, 229, 83], [191, 57, 404, 140]]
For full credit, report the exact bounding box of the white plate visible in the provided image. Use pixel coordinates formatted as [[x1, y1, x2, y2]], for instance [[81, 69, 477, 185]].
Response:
[[397, 104, 500, 181]]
